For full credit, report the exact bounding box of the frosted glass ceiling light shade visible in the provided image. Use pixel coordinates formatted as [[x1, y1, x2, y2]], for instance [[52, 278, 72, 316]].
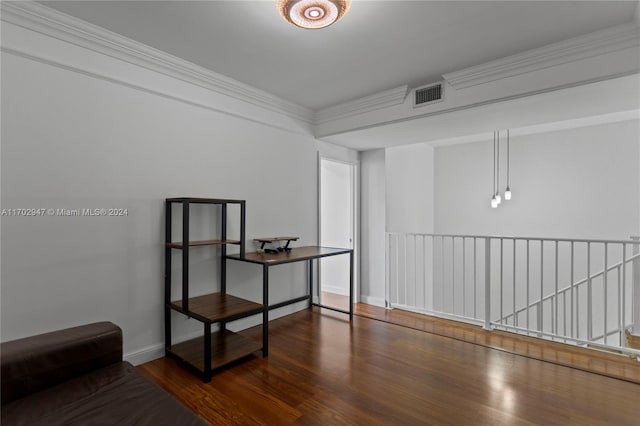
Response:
[[276, 0, 351, 29]]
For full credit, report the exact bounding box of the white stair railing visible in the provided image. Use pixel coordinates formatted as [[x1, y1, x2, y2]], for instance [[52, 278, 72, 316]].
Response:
[[385, 233, 640, 357]]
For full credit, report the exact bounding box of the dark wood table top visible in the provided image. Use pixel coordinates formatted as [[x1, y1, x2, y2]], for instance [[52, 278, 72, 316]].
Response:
[[227, 246, 352, 265]]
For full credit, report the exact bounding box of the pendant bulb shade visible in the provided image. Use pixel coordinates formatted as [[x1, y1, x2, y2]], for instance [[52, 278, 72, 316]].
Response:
[[505, 187, 512, 201], [495, 193, 502, 204], [491, 196, 498, 209], [276, 0, 351, 29]]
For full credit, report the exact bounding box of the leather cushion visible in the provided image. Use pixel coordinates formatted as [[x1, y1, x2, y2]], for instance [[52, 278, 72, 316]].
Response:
[[1, 361, 206, 426], [1, 322, 122, 404]]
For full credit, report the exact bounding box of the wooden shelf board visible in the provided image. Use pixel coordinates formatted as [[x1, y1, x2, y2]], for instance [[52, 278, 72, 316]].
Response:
[[167, 330, 262, 371], [171, 292, 263, 323], [167, 239, 241, 249]]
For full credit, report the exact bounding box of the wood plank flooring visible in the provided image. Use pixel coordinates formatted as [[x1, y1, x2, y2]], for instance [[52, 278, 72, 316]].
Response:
[[356, 303, 640, 384], [139, 306, 640, 425]]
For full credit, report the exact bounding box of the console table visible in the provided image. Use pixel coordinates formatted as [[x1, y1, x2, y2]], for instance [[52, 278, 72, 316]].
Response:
[[226, 246, 353, 355]]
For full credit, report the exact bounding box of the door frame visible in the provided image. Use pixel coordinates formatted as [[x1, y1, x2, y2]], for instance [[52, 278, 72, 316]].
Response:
[[318, 154, 359, 305]]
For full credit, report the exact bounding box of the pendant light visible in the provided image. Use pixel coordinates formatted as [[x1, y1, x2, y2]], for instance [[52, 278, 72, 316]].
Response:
[[495, 130, 501, 205], [504, 129, 512, 200], [491, 131, 498, 208]]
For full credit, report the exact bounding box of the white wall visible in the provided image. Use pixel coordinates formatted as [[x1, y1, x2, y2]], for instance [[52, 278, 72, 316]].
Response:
[[386, 143, 435, 234], [434, 120, 640, 239], [360, 149, 386, 306], [0, 20, 360, 364]]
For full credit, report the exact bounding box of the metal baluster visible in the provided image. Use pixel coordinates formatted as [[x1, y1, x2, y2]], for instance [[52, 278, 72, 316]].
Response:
[[539, 241, 544, 336], [403, 235, 407, 306], [526, 239, 530, 335], [474, 237, 477, 319], [500, 238, 504, 325], [513, 239, 517, 327], [617, 264, 622, 346], [577, 243, 581, 340], [413, 235, 418, 308], [632, 237, 640, 343], [463, 237, 466, 318], [396, 235, 400, 307], [385, 233, 389, 308], [622, 244, 627, 348], [563, 292, 567, 340], [604, 242, 608, 345], [571, 242, 575, 339], [423, 236, 427, 311], [452, 236, 455, 315], [441, 236, 445, 312], [555, 240, 559, 337], [587, 242, 592, 341], [484, 238, 491, 330]]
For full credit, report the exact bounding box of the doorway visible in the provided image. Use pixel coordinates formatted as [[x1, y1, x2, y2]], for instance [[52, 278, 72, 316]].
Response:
[[319, 156, 357, 311]]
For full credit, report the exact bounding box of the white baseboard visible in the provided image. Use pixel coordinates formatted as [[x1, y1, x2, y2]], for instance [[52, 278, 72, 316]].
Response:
[[360, 295, 386, 307], [321, 285, 350, 296], [125, 343, 165, 366], [124, 329, 205, 366], [124, 304, 311, 366]]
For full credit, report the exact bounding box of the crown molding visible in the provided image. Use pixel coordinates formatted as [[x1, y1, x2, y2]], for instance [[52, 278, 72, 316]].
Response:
[[315, 85, 409, 124], [1, 1, 314, 124], [318, 71, 639, 142], [2, 44, 309, 137], [444, 22, 640, 89]]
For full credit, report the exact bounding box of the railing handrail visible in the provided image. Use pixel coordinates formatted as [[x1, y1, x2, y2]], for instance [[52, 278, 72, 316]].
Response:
[[387, 232, 640, 246], [501, 252, 640, 321], [386, 231, 640, 358]]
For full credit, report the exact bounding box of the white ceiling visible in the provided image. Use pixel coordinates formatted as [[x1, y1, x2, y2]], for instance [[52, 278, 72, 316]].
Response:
[[41, 1, 638, 111]]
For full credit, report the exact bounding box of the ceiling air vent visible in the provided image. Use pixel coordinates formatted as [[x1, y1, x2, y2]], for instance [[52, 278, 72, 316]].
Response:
[[413, 82, 444, 107]]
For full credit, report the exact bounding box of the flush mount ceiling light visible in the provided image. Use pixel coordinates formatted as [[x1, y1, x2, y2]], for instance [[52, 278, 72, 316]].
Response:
[[276, 0, 351, 29]]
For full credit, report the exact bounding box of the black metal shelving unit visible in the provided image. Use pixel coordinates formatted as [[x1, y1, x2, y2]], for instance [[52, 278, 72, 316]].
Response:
[[164, 197, 264, 382]]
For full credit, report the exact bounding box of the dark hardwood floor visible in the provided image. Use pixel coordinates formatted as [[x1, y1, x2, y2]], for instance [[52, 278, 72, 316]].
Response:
[[140, 306, 640, 425], [355, 303, 640, 385]]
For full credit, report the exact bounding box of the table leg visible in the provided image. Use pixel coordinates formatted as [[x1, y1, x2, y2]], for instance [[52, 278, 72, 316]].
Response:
[[203, 322, 212, 382], [308, 259, 313, 309], [349, 250, 354, 319], [164, 305, 171, 356], [262, 264, 269, 357]]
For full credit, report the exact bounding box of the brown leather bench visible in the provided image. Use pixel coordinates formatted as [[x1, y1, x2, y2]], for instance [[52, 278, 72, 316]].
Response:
[[1, 322, 206, 425]]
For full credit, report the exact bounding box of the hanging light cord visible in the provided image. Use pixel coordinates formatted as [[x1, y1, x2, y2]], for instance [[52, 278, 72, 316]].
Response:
[[492, 131, 496, 196], [506, 129, 510, 187], [496, 131, 500, 196]]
